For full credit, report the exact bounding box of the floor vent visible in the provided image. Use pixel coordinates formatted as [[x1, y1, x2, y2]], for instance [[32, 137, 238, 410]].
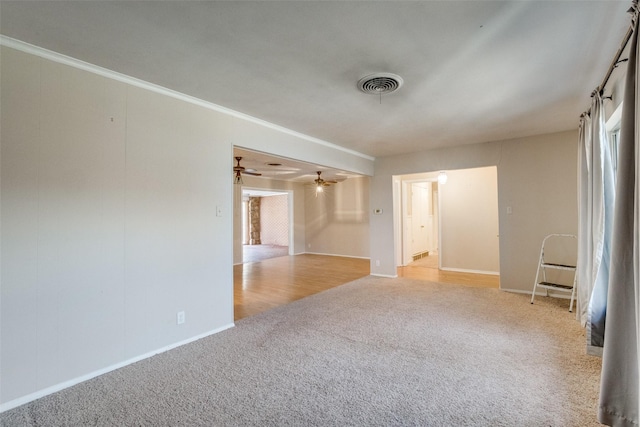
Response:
[[412, 251, 430, 261]]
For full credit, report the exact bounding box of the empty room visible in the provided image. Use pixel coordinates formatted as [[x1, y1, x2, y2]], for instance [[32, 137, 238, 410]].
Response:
[[1, 1, 639, 426]]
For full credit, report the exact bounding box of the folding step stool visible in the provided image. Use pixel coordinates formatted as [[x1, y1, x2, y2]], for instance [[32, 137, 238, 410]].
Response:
[[530, 234, 577, 312]]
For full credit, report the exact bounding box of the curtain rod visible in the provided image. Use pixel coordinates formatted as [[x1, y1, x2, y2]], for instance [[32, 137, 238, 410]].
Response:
[[598, 1, 638, 95]]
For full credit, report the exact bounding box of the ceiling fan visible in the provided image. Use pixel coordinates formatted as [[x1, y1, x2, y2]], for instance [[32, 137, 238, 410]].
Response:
[[313, 171, 337, 194], [233, 156, 261, 184]]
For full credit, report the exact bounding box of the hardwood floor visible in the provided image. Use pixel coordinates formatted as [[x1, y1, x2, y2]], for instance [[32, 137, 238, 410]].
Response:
[[397, 254, 500, 288], [234, 254, 370, 320], [397, 264, 500, 288], [234, 254, 500, 321]]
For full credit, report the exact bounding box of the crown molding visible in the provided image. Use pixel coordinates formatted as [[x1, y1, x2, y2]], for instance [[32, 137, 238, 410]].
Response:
[[0, 35, 375, 162]]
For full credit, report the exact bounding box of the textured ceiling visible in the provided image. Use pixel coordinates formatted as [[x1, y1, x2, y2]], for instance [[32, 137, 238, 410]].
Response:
[[0, 1, 631, 166]]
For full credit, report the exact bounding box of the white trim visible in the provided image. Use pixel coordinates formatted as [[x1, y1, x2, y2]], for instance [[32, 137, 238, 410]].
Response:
[[0, 323, 234, 413], [371, 273, 399, 278], [0, 36, 374, 163], [605, 102, 623, 133], [440, 267, 500, 276], [587, 345, 603, 357], [304, 251, 370, 260]]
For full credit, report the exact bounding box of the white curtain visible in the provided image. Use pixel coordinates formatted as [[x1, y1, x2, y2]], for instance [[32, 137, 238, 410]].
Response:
[[598, 6, 640, 426], [577, 91, 615, 355], [576, 113, 593, 327], [577, 112, 592, 327]]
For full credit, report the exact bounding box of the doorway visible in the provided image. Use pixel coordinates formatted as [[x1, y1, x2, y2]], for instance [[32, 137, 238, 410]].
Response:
[[400, 179, 440, 267], [394, 166, 500, 276], [241, 188, 291, 263]]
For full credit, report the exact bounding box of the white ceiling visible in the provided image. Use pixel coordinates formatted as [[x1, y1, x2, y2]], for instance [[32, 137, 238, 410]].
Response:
[[0, 1, 632, 177]]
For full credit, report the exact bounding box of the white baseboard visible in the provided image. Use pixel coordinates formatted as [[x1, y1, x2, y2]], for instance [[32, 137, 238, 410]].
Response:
[[304, 251, 370, 260], [370, 273, 398, 278], [587, 345, 603, 357], [0, 323, 235, 413], [440, 267, 500, 276]]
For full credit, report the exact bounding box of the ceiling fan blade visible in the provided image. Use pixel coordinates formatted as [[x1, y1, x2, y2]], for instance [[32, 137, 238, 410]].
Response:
[[242, 171, 262, 176]]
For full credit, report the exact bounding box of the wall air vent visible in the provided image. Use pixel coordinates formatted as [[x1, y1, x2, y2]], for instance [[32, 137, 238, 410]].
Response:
[[357, 73, 403, 95]]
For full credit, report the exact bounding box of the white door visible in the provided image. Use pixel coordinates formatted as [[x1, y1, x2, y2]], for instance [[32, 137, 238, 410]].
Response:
[[402, 181, 413, 266], [411, 182, 431, 255]]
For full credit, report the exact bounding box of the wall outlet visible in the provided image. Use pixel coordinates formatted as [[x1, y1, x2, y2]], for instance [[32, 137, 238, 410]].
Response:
[[177, 311, 185, 325], [216, 205, 223, 217], [375, 260, 380, 267], [308, 243, 311, 249], [506, 206, 513, 215]]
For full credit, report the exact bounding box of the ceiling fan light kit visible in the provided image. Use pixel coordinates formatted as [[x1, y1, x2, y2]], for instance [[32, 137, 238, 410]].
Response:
[[233, 156, 262, 184], [233, 155, 346, 192], [313, 171, 338, 196]]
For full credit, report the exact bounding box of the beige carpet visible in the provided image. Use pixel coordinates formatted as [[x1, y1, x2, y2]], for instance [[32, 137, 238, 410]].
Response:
[[0, 276, 601, 426]]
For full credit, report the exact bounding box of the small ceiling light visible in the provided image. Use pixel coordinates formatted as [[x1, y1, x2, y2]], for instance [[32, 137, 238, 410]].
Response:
[[315, 172, 324, 197], [234, 171, 243, 185], [438, 171, 448, 185]]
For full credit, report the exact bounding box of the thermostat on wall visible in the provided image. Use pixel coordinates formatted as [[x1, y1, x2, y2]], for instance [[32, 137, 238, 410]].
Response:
[[373, 208, 383, 215]]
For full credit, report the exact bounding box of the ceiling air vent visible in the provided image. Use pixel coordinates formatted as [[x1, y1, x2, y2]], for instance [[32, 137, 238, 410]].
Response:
[[357, 73, 403, 95]]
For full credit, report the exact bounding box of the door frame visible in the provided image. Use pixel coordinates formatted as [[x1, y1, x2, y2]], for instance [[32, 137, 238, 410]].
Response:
[[394, 176, 440, 267], [240, 187, 294, 256]]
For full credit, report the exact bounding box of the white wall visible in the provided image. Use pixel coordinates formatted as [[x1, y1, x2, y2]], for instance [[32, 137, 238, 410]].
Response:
[[371, 131, 578, 292], [0, 43, 374, 410], [497, 132, 578, 292], [233, 174, 371, 262], [0, 46, 234, 406], [260, 194, 289, 246], [439, 167, 499, 274], [305, 176, 370, 258]]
